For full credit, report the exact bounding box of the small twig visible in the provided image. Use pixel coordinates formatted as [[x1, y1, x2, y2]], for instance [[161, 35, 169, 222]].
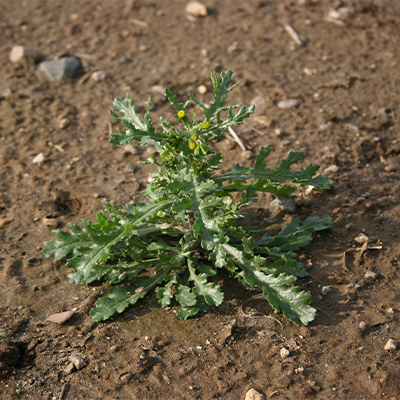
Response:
[[284, 24, 303, 46], [59, 383, 68, 400], [228, 127, 247, 151], [132, 19, 148, 27]]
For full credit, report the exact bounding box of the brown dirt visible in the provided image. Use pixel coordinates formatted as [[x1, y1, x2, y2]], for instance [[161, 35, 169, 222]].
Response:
[[1, 1, 400, 399]]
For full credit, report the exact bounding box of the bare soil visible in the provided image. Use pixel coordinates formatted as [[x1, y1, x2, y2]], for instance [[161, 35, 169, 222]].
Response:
[[1, 1, 400, 399]]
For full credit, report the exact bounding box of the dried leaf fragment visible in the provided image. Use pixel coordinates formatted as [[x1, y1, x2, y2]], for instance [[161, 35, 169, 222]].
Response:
[[0, 217, 13, 227]]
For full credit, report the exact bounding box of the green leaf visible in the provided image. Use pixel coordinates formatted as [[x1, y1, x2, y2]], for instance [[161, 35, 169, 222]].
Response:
[[90, 269, 169, 321], [109, 94, 165, 146], [188, 260, 224, 306], [214, 145, 333, 193], [221, 243, 316, 325]]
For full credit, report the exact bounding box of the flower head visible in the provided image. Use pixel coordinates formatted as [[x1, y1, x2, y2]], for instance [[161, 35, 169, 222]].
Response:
[[189, 142, 197, 150], [177, 110, 186, 119], [203, 121, 210, 129], [191, 134, 199, 142]]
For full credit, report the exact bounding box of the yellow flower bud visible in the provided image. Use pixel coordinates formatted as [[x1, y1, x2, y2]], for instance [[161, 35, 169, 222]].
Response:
[[203, 121, 210, 129], [189, 142, 197, 150], [177, 110, 186, 118], [191, 134, 199, 142]]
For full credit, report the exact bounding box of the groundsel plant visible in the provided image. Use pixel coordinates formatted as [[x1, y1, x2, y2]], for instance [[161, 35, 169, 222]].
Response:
[[43, 70, 333, 325]]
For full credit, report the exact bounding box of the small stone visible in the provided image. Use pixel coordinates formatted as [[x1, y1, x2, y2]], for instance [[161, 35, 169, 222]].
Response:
[[270, 197, 296, 213], [91, 71, 106, 82], [9, 46, 44, 63], [355, 233, 369, 244], [364, 270, 378, 279], [69, 354, 86, 370], [277, 99, 300, 109], [64, 362, 75, 374], [359, 321, 367, 331], [118, 57, 131, 64], [39, 57, 80, 81], [46, 309, 76, 324], [323, 165, 339, 174], [197, 85, 207, 94], [250, 95, 265, 107], [59, 118, 70, 129], [387, 308, 395, 314], [33, 153, 45, 165], [280, 347, 290, 359], [120, 373, 133, 384], [384, 339, 397, 351], [152, 85, 165, 95], [244, 388, 265, 400], [125, 163, 137, 173], [319, 123, 330, 130], [185, 1, 207, 17], [42, 218, 58, 228], [122, 144, 139, 155], [253, 116, 272, 127], [321, 286, 331, 295], [109, 345, 118, 352]]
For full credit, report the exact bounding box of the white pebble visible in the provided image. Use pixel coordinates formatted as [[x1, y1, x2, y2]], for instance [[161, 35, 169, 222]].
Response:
[[359, 321, 367, 331], [355, 233, 369, 244], [328, 10, 342, 19], [42, 217, 58, 228], [384, 339, 397, 351], [280, 347, 290, 359], [185, 1, 207, 17], [197, 85, 207, 94], [91, 71, 106, 82], [250, 95, 265, 107], [364, 270, 378, 279], [321, 286, 331, 295], [319, 124, 330, 130], [33, 153, 45, 165], [277, 99, 300, 109]]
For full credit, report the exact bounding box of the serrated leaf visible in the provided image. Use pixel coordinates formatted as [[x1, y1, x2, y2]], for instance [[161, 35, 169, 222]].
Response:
[[221, 243, 316, 325], [171, 176, 223, 250], [214, 145, 333, 193], [157, 276, 177, 307], [188, 262, 224, 306], [90, 269, 169, 321], [109, 94, 165, 146]]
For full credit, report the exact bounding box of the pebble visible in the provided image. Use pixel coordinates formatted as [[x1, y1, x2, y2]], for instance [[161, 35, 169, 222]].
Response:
[[125, 163, 137, 173], [321, 286, 331, 295], [323, 165, 339, 174], [253, 116, 272, 127], [270, 197, 296, 213], [46, 309, 76, 324], [355, 233, 369, 244], [64, 362, 75, 374], [118, 57, 131, 64], [33, 153, 45, 165], [280, 347, 290, 359], [152, 85, 165, 95], [185, 1, 207, 17], [9, 46, 44, 63], [364, 270, 378, 279], [384, 338, 397, 351], [277, 99, 300, 109], [197, 85, 207, 94], [244, 388, 265, 400], [42, 217, 58, 228], [59, 118, 70, 129], [120, 373, 133, 384], [319, 123, 330, 130], [91, 71, 106, 82], [250, 95, 265, 107], [69, 354, 86, 370], [359, 321, 367, 331], [39, 57, 80, 81]]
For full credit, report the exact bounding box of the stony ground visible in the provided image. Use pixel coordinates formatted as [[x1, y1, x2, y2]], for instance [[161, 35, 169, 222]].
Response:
[[1, 1, 400, 399]]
